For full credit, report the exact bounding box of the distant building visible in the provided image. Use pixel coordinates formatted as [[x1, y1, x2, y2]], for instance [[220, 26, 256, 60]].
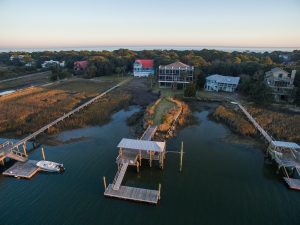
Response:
[[74, 61, 89, 71], [133, 59, 154, 77], [158, 61, 194, 88], [42, 60, 65, 68], [10, 55, 25, 62], [204, 74, 240, 92], [265, 67, 296, 102]]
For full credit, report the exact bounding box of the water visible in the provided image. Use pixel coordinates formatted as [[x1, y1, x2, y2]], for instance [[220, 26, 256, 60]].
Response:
[[0, 106, 300, 225], [0, 46, 299, 53]]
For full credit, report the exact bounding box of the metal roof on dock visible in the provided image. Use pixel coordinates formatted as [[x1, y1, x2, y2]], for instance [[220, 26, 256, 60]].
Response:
[[271, 141, 300, 149], [117, 138, 165, 152]]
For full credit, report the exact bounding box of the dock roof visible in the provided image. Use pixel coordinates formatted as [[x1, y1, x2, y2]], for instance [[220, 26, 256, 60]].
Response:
[[271, 141, 300, 149], [117, 138, 165, 152]]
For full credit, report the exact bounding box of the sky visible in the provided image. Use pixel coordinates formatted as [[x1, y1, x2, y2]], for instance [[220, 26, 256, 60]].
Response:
[[0, 0, 300, 49]]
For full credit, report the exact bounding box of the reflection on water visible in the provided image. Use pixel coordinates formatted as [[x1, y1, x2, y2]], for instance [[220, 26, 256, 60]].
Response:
[[0, 106, 300, 225]]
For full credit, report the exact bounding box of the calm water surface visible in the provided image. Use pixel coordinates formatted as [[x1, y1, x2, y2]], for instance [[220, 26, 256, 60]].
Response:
[[0, 106, 299, 225]]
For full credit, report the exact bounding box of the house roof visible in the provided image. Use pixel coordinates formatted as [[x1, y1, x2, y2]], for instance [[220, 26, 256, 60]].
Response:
[[271, 141, 300, 149], [117, 138, 165, 152], [135, 59, 154, 68], [206, 74, 240, 85], [74, 60, 89, 69], [159, 61, 193, 70], [270, 67, 288, 74]]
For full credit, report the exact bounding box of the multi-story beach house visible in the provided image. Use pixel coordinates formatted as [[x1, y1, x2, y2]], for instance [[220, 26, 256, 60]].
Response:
[[265, 67, 296, 102], [133, 59, 154, 77], [204, 74, 240, 92], [158, 61, 194, 88]]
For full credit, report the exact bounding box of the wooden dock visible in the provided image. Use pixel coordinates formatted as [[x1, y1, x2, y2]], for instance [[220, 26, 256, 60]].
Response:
[[284, 178, 300, 191], [104, 184, 160, 204], [235, 102, 273, 143], [140, 125, 157, 141], [104, 125, 164, 204], [2, 160, 40, 179]]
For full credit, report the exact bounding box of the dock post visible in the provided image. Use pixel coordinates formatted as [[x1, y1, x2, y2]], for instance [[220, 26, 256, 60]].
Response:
[[179, 141, 183, 172], [22, 142, 27, 157], [103, 176, 107, 191], [139, 150, 142, 166], [158, 183, 161, 200], [136, 162, 140, 173], [149, 151, 152, 167], [41, 147, 46, 160]]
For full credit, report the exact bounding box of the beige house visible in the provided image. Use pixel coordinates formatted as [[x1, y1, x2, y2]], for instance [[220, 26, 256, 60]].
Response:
[[265, 67, 296, 102]]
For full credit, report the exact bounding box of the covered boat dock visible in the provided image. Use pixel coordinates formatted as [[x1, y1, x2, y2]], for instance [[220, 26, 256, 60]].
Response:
[[104, 126, 165, 204]]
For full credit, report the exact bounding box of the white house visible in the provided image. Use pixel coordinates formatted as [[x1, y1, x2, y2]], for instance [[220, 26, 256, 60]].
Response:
[[204, 74, 240, 92], [41, 60, 65, 68], [133, 59, 154, 77]]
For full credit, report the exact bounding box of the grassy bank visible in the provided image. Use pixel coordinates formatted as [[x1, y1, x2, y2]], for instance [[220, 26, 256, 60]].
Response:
[[212, 103, 300, 143], [0, 78, 124, 138]]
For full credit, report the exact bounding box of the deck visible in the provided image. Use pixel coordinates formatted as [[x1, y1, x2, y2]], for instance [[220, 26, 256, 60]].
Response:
[[2, 160, 40, 179], [104, 184, 159, 204]]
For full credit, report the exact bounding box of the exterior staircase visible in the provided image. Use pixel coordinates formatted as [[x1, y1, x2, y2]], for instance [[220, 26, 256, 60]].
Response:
[[112, 161, 129, 191]]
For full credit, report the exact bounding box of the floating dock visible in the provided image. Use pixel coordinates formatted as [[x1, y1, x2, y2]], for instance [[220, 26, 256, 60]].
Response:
[[2, 160, 40, 179], [104, 184, 160, 204]]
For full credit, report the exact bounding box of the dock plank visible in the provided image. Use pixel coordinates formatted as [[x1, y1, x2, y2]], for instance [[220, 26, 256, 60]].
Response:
[[104, 184, 159, 204]]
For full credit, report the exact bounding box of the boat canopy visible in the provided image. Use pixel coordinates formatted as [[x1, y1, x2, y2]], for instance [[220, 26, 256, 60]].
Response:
[[117, 138, 165, 152]]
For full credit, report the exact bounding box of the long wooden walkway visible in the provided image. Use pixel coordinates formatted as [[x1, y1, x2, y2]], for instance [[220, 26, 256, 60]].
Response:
[[233, 101, 300, 191], [1, 79, 128, 162], [234, 102, 273, 143], [140, 125, 157, 141]]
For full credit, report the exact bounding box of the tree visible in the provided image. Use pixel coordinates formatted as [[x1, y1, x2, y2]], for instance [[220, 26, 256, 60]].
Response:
[[184, 83, 197, 97], [194, 68, 205, 89], [240, 74, 273, 104], [85, 64, 97, 78]]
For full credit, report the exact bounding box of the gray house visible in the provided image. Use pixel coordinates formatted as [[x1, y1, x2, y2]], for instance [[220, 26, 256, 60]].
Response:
[[265, 67, 296, 102]]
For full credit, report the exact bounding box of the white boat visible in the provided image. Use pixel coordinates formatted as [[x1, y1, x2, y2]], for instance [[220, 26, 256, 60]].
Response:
[[36, 160, 64, 172]]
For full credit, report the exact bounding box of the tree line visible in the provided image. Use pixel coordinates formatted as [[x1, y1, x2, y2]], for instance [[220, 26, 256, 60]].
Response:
[[0, 49, 299, 103]]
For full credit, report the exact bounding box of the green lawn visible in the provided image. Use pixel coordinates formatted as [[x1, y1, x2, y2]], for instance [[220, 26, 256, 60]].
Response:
[[152, 97, 177, 125]]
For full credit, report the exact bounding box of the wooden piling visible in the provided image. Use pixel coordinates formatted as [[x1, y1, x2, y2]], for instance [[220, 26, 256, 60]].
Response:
[[136, 162, 140, 173], [41, 147, 46, 160], [149, 151, 152, 167], [103, 176, 107, 191], [158, 183, 161, 200], [179, 141, 183, 172], [23, 143, 27, 157]]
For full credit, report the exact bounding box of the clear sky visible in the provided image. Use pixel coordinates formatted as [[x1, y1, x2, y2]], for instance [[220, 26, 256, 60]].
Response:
[[0, 0, 299, 49]]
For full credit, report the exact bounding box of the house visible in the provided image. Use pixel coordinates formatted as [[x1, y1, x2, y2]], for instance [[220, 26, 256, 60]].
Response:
[[204, 74, 240, 92], [74, 61, 89, 71], [158, 61, 194, 88], [265, 67, 296, 102], [10, 55, 25, 62], [133, 59, 154, 77], [41, 60, 65, 68]]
